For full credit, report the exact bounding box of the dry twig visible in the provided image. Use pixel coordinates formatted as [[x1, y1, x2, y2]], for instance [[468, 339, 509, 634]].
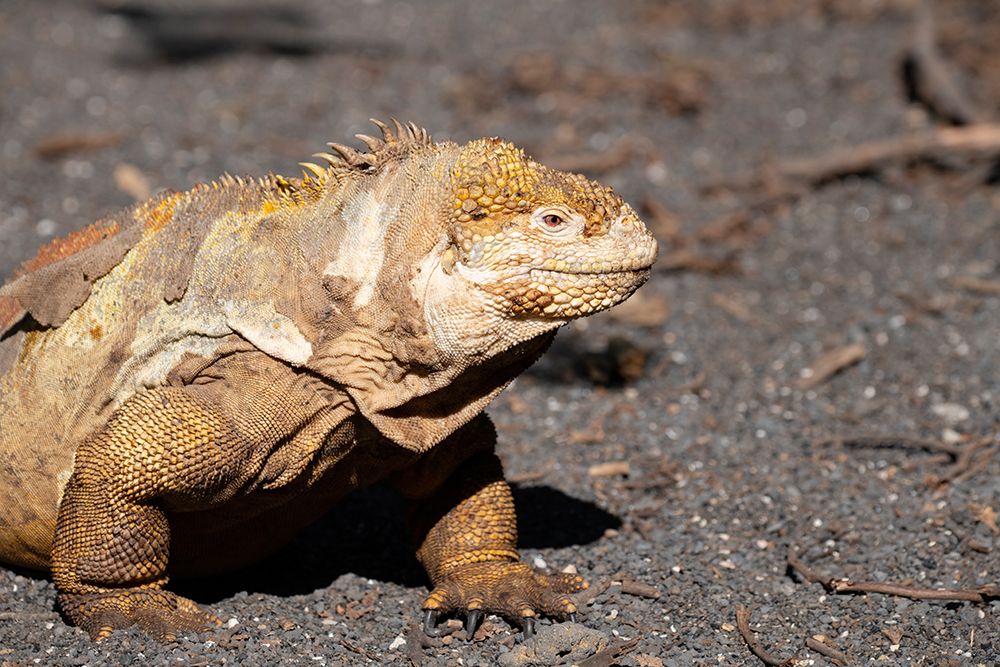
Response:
[[588, 461, 631, 478], [815, 433, 964, 457], [577, 637, 642, 667], [935, 433, 1000, 485], [709, 123, 1000, 191], [641, 197, 683, 241], [948, 275, 1000, 296], [787, 547, 1000, 603], [735, 606, 801, 667], [657, 249, 740, 275], [33, 130, 124, 160], [797, 343, 866, 390], [543, 139, 633, 175], [710, 293, 758, 325], [817, 430, 998, 486], [905, 0, 987, 125], [617, 576, 662, 600], [805, 636, 849, 666]]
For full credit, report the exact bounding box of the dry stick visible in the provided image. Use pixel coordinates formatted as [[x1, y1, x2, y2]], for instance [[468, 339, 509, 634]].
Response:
[[907, 0, 987, 125], [830, 580, 1000, 602], [710, 123, 1000, 191], [576, 637, 642, 667], [797, 343, 866, 390], [657, 248, 740, 275], [805, 637, 850, 666], [543, 139, 633, 175], [950, 441, 1000, 484], [641, 197, 683, 241], [815, 433, 964, 458], [785, 548, 829, 586], [734, 606, 800, 667], [787, 547, 1000, 603], [949, 275, 1000, 296], [935, 432, 999, 485]]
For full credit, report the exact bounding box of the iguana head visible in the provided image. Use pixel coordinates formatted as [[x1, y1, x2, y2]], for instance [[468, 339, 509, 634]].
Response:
[[289, 121, 659, 445], [420, 136, 656, 352], [310, 120, 657, 360]]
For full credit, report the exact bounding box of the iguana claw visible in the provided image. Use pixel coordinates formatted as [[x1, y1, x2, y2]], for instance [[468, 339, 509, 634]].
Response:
[[465, 609, 483, 638], [423, 609, 443, 637]]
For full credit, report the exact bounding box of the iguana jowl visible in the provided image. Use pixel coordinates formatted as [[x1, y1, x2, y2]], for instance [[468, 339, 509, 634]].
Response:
[[0, 119, 657, 640]]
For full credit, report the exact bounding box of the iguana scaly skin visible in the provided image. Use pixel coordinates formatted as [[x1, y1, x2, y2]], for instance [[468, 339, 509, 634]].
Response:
[[0, 120, 657, 641]]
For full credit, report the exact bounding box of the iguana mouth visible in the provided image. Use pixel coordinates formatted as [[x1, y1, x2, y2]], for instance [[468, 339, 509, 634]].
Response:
[[527, 252, 656, 278], [528, 266, 651, 279]]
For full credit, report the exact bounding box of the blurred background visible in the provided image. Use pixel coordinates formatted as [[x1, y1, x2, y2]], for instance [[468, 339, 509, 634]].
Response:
[[1, 1, 998, 664]]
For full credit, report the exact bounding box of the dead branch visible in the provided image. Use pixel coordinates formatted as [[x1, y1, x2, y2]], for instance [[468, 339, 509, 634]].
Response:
[[697, 209, 751, 242], [33, 130, 124, 160], [797, 343, 866, 390], [936, 433, 1000, 485], [573, 577, 611, 607], [576, 637, 641, 667], [906, 0, 987, 125], [641, 197, 683, 241], [709, 123, 1000, 191], [785, 548, 829, 585], [667, 371, 706, 397], [787, 546, 1000, 604], [948, 275, 1000, 296], [805, 636, 849, 666], [735, 606, 801, 667], [952, 443, 1000, 483], [830, 580, 1000, 602], [657, 249, 740, 275], [710, 293, 756, 324], [543, 139, 633, 175], [618, 576, 662, 600], [815, 433, 964, 458]]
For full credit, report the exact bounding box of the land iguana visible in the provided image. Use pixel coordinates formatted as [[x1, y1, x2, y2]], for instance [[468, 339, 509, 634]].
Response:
[[0, 119, 657, 641]]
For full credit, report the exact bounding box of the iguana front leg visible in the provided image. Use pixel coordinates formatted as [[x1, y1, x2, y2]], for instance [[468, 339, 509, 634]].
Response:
[[52, 387, 238, 640], [400, 419, 588, 637], [51, 354, 338, 640]]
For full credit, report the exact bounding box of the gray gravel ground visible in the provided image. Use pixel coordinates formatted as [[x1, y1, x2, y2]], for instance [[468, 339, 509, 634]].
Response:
[[1, 1, 998, 665]]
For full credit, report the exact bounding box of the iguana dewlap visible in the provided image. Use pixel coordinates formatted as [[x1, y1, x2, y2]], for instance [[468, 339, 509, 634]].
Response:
[[0, 120, 657, 641]]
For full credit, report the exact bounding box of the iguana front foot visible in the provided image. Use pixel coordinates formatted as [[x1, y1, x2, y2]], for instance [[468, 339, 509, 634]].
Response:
[[421, 560, 588, 638], [59, 589, 223, 641]]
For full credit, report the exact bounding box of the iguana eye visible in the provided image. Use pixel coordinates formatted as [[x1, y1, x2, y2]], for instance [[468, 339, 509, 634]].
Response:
[[533, 208, 577, 235], [542, 213, 565, 228]]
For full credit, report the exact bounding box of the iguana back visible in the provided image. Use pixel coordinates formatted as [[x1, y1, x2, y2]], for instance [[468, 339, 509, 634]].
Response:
[[0, 181, 276, 567]]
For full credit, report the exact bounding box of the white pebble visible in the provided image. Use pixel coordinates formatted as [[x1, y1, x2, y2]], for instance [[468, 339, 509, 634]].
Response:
[[931, 403, 970, 424]]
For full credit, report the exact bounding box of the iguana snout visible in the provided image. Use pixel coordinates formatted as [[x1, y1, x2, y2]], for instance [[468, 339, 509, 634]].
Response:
[[444, 140, 658, 320]]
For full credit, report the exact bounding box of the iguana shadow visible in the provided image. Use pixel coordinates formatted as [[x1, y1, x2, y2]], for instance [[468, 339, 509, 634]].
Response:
[[525, 327, 654, 387], [175, 484, 620, 603], [104, 3, 397, 65]]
